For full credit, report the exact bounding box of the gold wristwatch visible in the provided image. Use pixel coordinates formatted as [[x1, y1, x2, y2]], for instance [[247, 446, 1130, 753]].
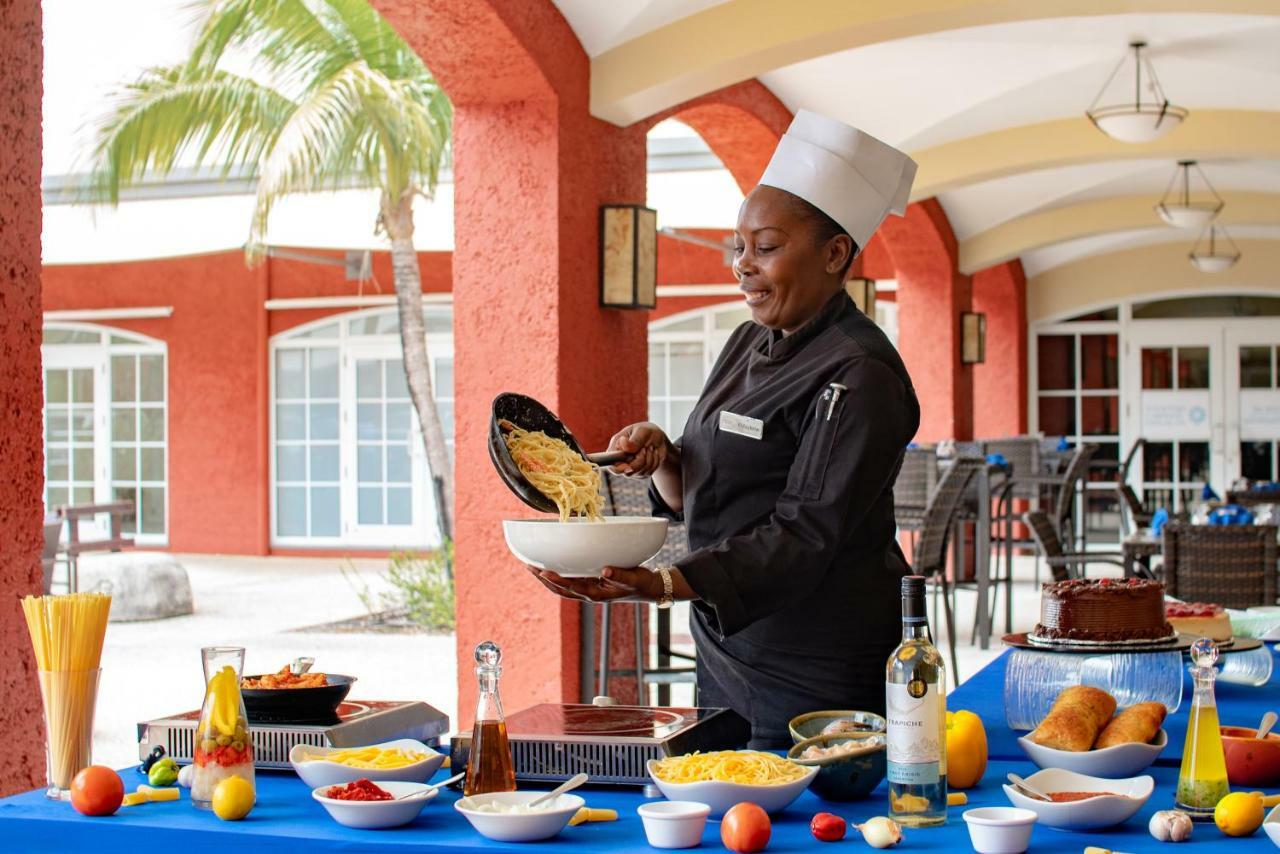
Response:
[[654, 565, 675, 610]]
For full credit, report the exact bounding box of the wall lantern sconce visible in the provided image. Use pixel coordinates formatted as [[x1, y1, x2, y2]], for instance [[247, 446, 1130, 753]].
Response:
[[961, 312, 987, 365], [845, 277, 877, 317], [600, 205, 657, 309]]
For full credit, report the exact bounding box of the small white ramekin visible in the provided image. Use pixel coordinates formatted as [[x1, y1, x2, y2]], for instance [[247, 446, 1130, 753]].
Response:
[[963, 806, 1037, 854], [637, 800, 712, 849]]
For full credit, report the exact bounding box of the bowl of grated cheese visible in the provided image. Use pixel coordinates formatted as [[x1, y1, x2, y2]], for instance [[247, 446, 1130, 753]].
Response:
[[646, 751, 817, 818], [290, 739, 445, 788]]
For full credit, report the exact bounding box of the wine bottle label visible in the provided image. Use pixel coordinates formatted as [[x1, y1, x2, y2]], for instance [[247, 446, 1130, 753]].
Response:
[[885, 681, 941, 784]]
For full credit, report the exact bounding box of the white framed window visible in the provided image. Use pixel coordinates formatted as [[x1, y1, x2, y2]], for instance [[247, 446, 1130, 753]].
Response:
[[270, 306, 453, 548], [42, 323, 169, 543], [648, 303, 753, 437]]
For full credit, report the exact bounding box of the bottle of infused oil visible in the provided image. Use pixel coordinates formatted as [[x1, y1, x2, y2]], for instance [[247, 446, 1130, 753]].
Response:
[[464, 640, 516, 796], [1176, 638, 1230, 819], [885, 575, 948, 827]]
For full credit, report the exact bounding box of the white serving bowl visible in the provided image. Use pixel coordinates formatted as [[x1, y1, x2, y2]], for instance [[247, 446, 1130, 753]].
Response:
[[1017, 729, 1166, 777], [290, 739, 446, 788], [503, 516, 668, 577], [963, 807, 1037, 854], [646, 758, 817, 819], [311, 780, 438, 829], [1002, 767, 1154, 830], [637, 801, 711, 849], [1264, 802, 1280, 847], [454, 791, 585, 842]]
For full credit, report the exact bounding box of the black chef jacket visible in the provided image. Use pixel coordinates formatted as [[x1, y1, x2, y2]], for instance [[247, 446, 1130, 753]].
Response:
[[651, 290, 920, 748]]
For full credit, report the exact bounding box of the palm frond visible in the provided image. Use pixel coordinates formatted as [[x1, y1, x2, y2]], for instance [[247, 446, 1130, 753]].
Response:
[[83, 66, 296, 204]]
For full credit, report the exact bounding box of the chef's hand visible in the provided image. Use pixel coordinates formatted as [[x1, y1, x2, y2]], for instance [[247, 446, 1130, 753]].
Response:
[[527, 565, 695, 603], [607, 422, 674, 478]]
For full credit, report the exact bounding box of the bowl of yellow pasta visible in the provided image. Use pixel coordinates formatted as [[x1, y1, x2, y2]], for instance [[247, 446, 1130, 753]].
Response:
[[504, 516, 669, 577], [646, 751, 818, 818], [290, 739, 446, 788]]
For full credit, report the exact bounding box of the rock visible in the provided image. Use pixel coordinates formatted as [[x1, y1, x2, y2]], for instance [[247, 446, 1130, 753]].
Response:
[[78, 552, 194, 621]]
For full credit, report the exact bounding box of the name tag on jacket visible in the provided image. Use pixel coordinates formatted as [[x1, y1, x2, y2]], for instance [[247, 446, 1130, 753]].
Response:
[[719, 410, 764, 440]]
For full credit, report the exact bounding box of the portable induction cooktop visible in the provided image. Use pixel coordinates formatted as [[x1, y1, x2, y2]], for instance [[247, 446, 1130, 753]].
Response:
[[138, 700, 450, 770], [449, 702, 750, 786]]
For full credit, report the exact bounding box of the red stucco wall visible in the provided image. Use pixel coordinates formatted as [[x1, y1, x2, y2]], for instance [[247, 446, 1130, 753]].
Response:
[[373, 0, 650, 719], [879, 199, 974, 442], [0, 0, 47, 797], [972, 261, 1029, 438]]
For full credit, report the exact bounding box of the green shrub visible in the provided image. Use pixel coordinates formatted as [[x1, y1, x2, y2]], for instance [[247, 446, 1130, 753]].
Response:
[[344, 542, 455, 631]]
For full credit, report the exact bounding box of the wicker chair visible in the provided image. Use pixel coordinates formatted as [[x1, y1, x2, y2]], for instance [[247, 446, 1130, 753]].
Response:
[[985, 436, 1045, 633], [913, 457, 982, 679], [1162, 523, 1279, 610], [598, 474, 695, 704], [894, 446, 938, 539], [1022, 510, 1128, 582], [1227, 487, 1280, 507], [1052, 444, 1098, 551]]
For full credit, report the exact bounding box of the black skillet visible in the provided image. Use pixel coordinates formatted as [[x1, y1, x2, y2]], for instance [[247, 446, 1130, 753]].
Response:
[[240, 674, 355, 723], [489, 392, 630, 513]]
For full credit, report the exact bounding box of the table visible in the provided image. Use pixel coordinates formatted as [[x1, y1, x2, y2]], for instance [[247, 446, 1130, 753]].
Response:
[[1122, 531, 1163, 579], [5, 647, 1280, 853]]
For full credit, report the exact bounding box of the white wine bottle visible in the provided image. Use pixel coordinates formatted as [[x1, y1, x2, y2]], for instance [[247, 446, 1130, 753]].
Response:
[[885, 575, 947, 827]]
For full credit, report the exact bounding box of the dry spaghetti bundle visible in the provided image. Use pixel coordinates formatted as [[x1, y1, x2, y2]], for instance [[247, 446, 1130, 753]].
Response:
[[22, 593, 112, 792], [502, 423, 605, 522], [650, 750, 808, 786]]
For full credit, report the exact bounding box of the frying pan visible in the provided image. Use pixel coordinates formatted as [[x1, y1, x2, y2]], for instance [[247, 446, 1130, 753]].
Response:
[[489, 392, 630, 514], [241, 674, 355, 723]]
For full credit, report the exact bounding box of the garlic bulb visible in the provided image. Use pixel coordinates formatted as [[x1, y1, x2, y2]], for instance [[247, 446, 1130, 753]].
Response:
[[1149, 809, 1193, 842], [856, 816, 903, 848]]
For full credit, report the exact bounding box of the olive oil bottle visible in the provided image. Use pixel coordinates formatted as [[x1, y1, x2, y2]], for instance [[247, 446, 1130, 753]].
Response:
[[885, 575, 948, 827]]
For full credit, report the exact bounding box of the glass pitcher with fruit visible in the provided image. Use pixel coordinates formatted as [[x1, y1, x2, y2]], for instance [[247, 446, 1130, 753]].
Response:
[[192, 646, 256, 810]]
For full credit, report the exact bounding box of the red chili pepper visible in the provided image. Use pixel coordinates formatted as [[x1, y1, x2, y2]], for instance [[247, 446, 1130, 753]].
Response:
[[810, 812, 846, 842]]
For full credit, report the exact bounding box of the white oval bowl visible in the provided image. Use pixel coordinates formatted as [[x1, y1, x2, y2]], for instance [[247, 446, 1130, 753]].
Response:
[[1017, 729, 1166, 778], [503, 516, 668, 577], [963, 807, 1037, 854], [311, 780, 438, 829], [290, 739, 446, 788], [637, 801, 711, 849], [646, 758, 817, 819], [1264, 802, 1280, 847], [454, 791, 585, 842], [1002, 767, 1154, 831]]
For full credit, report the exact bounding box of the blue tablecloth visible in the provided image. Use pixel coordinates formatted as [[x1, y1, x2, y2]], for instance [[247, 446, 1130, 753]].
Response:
[[4, 647, 1280, 853]]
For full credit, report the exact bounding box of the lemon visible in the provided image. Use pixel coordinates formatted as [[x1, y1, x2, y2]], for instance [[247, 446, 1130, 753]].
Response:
[[212, 775, 255, 821], [1214, 791, 1263, 837]]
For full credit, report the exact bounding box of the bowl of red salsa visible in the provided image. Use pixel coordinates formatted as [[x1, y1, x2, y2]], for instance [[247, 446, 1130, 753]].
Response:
[[312, 778, 439, 829]]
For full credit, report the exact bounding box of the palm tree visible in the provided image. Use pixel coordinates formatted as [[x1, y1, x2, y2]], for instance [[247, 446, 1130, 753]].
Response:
[[84, 0, 456, 541]]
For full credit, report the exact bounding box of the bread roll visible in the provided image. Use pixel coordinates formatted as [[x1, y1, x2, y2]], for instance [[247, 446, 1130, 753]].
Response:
[[1028, 686, 1117, 751], [1094, 702, 1167, 749]]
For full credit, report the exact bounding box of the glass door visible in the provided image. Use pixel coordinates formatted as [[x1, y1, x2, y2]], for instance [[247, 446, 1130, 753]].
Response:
[[342, 345, 437, 546], [42, 355, 103, 528], [1226, 324, 1280, 484], [1124, 325, 1225, 513]]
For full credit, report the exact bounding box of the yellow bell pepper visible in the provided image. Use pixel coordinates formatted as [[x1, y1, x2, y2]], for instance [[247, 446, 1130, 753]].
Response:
[[945, 709, 988, 789]]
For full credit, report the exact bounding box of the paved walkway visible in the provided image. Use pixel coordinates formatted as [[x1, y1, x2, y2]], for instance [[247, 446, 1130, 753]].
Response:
[[92, 553, 458, 770]]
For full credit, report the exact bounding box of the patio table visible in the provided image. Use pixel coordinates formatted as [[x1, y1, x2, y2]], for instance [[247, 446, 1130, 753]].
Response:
[[1123, 530, 1163, 579], [4, 646, 1279, 852]]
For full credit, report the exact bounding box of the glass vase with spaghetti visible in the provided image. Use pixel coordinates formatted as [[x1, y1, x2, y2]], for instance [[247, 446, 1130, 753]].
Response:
[[21, 592, 112, 800], [191, 646, 256, 809]]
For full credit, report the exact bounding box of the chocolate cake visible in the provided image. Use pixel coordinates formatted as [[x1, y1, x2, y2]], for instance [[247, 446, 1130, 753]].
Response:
[[1030, 578, 1176, 646]]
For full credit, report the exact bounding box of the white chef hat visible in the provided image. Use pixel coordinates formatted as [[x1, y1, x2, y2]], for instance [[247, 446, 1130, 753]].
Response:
[[759, 110, 917, 251]]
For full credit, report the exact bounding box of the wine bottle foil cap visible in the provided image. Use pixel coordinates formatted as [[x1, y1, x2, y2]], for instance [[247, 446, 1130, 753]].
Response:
[[901, 575, 925, 596]]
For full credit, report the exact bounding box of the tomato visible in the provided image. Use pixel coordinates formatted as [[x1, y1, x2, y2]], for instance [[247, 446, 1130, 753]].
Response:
[[810, 812, 846, 842], [721, 802, 771, 853], [70, 766, 125, 817]]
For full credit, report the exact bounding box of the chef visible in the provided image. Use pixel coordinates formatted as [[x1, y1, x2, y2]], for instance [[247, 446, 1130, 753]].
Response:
[[532, 110, 921, 748]]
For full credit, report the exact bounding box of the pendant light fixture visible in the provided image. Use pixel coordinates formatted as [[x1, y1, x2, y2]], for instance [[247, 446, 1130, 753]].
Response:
[[1155, 160, 1224, 229], [1086, 42, 1188, 143], [1188, 224, 1242, 273]]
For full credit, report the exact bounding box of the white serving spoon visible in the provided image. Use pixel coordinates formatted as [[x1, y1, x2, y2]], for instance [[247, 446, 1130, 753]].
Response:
[[1257, 710, 1278, 740], [398, 770, 464, 801], [1006, 772, 1051, 802], [528, 772, 590, 809]]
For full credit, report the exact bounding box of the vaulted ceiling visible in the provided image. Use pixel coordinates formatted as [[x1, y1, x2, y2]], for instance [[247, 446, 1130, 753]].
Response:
[[553, 1, 1280, 283]]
